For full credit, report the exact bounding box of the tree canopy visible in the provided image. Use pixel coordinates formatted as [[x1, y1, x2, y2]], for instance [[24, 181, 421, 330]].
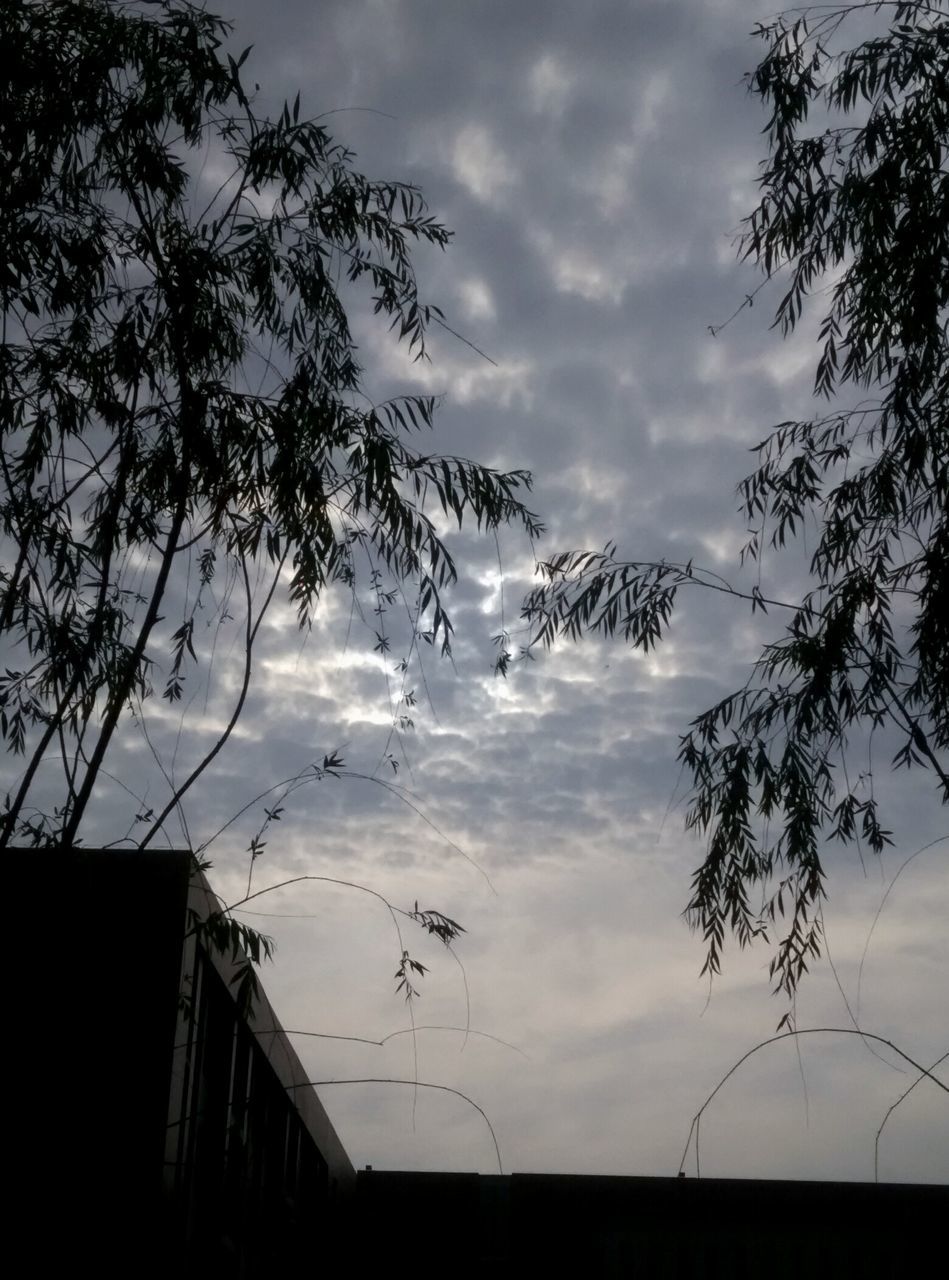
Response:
[[0, 0, 540, 852], [523, 0, 949, 1002]]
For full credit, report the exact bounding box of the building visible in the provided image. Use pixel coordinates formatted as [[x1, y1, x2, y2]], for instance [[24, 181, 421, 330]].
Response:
[[10, 846, 351, 1276], [9, 847, 945, 1277]]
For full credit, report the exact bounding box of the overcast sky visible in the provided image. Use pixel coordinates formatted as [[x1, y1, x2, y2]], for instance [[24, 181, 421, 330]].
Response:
[[22, 0, 949, 1181]]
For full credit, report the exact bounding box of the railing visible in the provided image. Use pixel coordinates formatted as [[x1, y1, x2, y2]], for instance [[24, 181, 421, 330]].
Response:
[[164, 942, 335, 1271], [161, 872, 353, 1273]]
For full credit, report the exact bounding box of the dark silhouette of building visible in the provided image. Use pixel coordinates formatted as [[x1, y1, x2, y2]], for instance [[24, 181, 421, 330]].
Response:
[[9, 846, 352, 1277], [357, 1168, 948, 1278], [9, 847, 945, 1277]]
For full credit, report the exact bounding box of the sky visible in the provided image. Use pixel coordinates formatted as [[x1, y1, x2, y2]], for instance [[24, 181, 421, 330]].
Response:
[[15, 0, 949, 1181]]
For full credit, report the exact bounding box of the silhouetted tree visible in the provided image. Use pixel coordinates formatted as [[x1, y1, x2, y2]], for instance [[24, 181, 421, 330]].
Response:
[[523, 0, 949, 1004], [0, 0, 540, 859]]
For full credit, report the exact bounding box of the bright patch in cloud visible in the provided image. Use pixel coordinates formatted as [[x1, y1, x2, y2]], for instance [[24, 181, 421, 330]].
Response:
[[592, 142, 638, 220], [636, 71, 670, 138], [554, 249, 623, 303], [697, 527, 746, 564], [527, 52, 575, 117], [529, 225, 632, 303], [642, 641, 681, 681], [451, 357, 535, 409], [458, 276, 497, 321], [452, 124, 515, 203]]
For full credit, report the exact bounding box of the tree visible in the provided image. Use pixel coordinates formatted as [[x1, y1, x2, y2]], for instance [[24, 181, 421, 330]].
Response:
[[0, 0, 540, 877], [522, 0, 949, 1004]]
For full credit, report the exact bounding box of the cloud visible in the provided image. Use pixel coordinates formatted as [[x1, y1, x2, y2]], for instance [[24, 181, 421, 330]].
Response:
[[8, 0, 945, 1184], [451, 124, 518, 205]]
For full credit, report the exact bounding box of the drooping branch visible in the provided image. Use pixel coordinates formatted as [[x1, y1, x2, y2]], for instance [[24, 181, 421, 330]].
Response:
[[679, 1027, 949, 1179]]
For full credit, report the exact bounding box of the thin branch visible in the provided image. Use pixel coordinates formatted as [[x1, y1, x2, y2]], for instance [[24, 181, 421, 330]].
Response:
[[289, 1077, 503, 1173], [272, 1024, 528, 1058], [445, 943, 472, 1051], [819, 904, 903, 1073], [196, 761, 496, 894], [58, 466, 191, 847], [679, 1027, 949, 1179], [430, 315, 499, 367], [381, 1023, 527, 1059], [856, 834, 949, 1022], [137, 543, 287, 849], [875, 1051, 949, 1183], [222, 873, 408, 942]]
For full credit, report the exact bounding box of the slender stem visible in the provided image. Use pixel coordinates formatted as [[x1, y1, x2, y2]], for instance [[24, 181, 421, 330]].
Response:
[[58, 471, 190, 847], [679, 1027, 949, 1178], [874, 1050, 949, 1182], [0, 434, 132, 845], [60, 153, 201, 848], [137, 544, 286, 849], [288, 1078, 503, 1174]]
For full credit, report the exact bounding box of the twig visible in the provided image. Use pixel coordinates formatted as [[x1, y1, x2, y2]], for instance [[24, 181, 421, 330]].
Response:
[[275, 1024, 529, 1058], [679, 1027, 949, 1178], [856, 835, 949, 1022], [290, 1077, 503, 1173], [875, 1051, 949, 1182]]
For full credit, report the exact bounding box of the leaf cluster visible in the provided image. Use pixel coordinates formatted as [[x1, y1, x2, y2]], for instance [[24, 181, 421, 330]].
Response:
[[521, 1, 949, 999], [394, 948, 428, 1001], [410, 900, 466, 946], [186, 905, 276, 1015], [0, 0, 540, 850]]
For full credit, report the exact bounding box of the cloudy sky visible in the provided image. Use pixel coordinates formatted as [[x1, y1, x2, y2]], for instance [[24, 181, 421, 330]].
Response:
[[20, 0, 949, 1181]]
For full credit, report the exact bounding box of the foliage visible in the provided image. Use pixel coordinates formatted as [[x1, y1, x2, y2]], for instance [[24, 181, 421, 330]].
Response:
[[0, 0, 540, 857], [185, 904, 276, 1014], [522, 0, 949, 1001]]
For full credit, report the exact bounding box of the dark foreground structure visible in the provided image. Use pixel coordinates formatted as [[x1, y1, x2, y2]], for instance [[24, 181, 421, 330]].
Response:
[[10, 848, 946, 1277], [357, 1168, 948, 1278], [10, 847, 353, 1275]]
